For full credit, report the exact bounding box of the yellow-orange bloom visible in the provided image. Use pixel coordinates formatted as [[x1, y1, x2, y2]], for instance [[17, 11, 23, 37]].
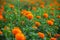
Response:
[[12, 27, 22, 35], [15, 33, 26, 40], [38, 32, 45, 39], [57, 8, 60, 10], [36, 16, 41, 19], [47, 20, 54, 25], [26, 14, 33, 20], [40, 5, 44, 8], [9, 4, 14, 8], [43, 13, 48, 18], [57, 15, 60, 18], [54, 34, 60, 38], [51, 8, 55, 10], [50, 37, 56, 40], [21, 10, 31, 16], [35, 22, 41, 27], [0, 15, 4, 20], [0, 30, 3, 35], [32, 26, 38, 29], [50, 3, 53, 6], [50, 12, 54, 16], [21, 10, 33, 20], [32, 7, 36, 11]]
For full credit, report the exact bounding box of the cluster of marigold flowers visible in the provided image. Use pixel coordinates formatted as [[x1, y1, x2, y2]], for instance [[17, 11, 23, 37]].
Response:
[[12, 27, 26, 40], [21, 10, 33, 20], [0, 27, 26, 40]]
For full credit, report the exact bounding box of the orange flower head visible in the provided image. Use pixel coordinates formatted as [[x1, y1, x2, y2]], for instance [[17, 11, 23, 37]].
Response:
[[25, 11, 32, 16], [50, 37, 56, 40], [50, 3, 53, 6], [57, 15, 60, 18], [0, 15, 4, 20], [32, 26, 38, 29], [43, 13, 48, 18], [54, 34, 60, 38], [51, 13, 54, 16], [3, 1, 6, 5], [9, 4, 14, 8], [21, 10, 31, 16], [12, 27, 22, 35], [47, 20, 54, 26], [15, 33, 26, 40], [35, 22, 41, 27], [38, 32, 45, 39], [26, 14, 33, 20], [36, 16, 41, 19], [0, 30, 3, 35], [0, 11, 2, 15], [57, 8, 60, 10], [31, 1, 35, 4], [51, 8, 55, 10], [40, 5, 44, 8], [21, 10, 27, 15], [32, 7, 36, 11]]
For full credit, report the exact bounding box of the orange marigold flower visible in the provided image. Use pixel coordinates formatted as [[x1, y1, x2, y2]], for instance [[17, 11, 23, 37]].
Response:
[[50, 37, 56, 40], [0, 15, 4, 20], [43, 13, 48, 18], [35, 22, 41, 27], [50, 3, 53, 6], [31, 1, 35, 4], [0, 30, 3, 35], [40, 2, 45, 5], [26, 14, 33, 20], [12, 27, 22, 35], [21, 10, 33, 20], [57, 8, 60, 10], [50, 12, 54, 16], [0, 11, 2, 15], [25, 11, 32, 16], [54, 34, 60, 38], [54, 1, 59, 6], [9, 4, 14, 8], [21, 10, 31, 16], [32, 7, 36, 11], [36, 16, 41, 19], [40, 5, 44, 8], [51, 8, 55, 10], [38, 32, 45, 39], [32, 26, 38, 29], [21, 10, 27, 15], [0, 6, 4, 12], [3, 1, 6, 5], [57, 15, 60, 18], [47, 20, 54, 25], [15, 33, 26, 40]]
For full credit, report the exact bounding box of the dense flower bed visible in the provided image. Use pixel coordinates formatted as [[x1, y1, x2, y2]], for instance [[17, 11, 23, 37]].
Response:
[[0, 0, 60, 40]]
